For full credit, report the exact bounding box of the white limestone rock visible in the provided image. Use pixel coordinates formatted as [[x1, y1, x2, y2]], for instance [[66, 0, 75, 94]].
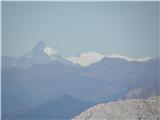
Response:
[[73, 96, 160, 120]]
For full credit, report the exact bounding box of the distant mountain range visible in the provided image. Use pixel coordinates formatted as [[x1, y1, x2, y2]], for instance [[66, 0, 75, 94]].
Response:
[[2, 41, 76, 69], [2, 41, 159, 119], [2, 41, 153, 69]]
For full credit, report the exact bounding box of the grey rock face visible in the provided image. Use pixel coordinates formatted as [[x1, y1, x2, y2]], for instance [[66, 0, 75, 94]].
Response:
[[73, 96, 160, 120], [121, 87, 159, 100]]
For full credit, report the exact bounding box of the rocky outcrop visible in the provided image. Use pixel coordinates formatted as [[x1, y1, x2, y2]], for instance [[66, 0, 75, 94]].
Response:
[[121, 87, 159, 100], [73, 96, 160, 120]]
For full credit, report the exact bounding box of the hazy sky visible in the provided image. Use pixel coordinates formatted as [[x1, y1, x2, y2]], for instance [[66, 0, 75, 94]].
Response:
[[2, 1, 159, 57]]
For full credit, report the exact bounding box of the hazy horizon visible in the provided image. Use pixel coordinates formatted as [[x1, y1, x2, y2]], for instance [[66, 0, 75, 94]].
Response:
[[2, 1, 159, 58]]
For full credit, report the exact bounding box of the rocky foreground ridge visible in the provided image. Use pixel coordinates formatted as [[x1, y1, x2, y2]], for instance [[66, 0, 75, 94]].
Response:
[[73, 96, 160, 120]]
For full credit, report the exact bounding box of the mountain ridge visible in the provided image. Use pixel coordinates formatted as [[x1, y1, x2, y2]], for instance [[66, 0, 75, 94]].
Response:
[[11, 94, 94, 120], [2, 41, 154, 69], [2, 41, 159, 119]]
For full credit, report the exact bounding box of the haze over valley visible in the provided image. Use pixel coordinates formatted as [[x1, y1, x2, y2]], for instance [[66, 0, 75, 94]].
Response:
[[2, 41, 159, 120]]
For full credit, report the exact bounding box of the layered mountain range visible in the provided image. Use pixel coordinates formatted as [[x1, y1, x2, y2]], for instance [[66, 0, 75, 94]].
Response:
[[2, 41, 153, 69], [2, 41, 159, 119]]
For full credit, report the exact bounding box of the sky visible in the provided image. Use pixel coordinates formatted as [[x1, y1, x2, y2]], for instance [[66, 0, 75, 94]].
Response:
[[2, 1, 159, 57]]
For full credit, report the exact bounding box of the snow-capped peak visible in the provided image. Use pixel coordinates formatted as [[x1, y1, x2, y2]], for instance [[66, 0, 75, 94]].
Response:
[[33, 41, 46, 53], [32, 41, 59, 57], [43, 47, 58, 56], [66, 52, 105, 67], [107, 53, 152, 62]]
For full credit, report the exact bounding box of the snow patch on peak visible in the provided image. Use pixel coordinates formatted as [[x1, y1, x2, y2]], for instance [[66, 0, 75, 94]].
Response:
[[43, 47, 58, 56], [66, 52, 105, 67], [107, 53, 152, 62], [80, 52, 104, 58]]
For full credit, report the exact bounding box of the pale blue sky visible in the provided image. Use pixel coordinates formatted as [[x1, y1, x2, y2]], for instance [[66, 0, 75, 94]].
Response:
[[2, 2, 159, 57]]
